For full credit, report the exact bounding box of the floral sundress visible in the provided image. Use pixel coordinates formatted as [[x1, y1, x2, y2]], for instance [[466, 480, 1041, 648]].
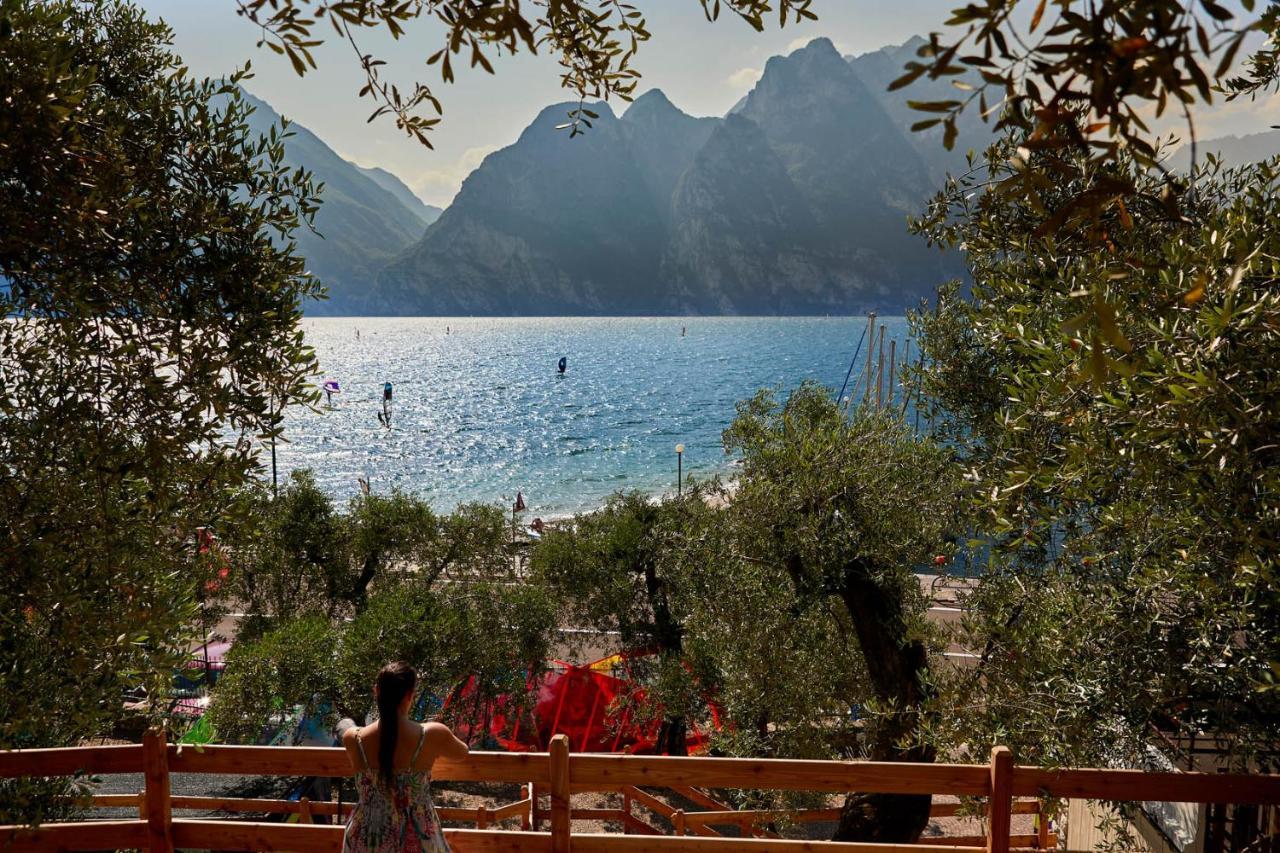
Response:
[[343, 727, 450, 852]]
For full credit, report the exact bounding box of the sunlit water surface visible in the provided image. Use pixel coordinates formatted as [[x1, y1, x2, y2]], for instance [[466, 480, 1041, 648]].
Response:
[[275, 316, 912, 517]]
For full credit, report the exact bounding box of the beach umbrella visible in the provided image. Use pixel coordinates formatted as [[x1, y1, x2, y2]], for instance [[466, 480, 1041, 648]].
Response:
[[322, 379, 340, 394]]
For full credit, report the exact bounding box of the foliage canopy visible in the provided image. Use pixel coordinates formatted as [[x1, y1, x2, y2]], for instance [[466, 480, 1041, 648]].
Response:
[[911, 142, 1280, 769], [235, 0, 815, 144], [0, 0, 319, 752], [209, 475, 557, 744]]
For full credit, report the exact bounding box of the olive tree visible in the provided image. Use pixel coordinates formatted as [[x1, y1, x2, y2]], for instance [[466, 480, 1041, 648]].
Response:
[[709, 385, 970, 842], [670, 499, 869, 764], [894, 0, 1280, 353], [529, 490, 723, 755], [530, 389, 969, 841], [209, 478, 557, 744], [910, 144, 1280, 770], [0, 0, 319, 759], [219, 471, 512, 636]]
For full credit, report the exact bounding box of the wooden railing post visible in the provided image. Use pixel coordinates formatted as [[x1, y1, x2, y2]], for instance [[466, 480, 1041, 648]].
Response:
[[521, 784, 533, 830], [141, 728, 173, 853], [550, 734, 571, 853], [988, 746, 1014, 853], [622, 789, 632, 834], [673, 808, 686, 836]]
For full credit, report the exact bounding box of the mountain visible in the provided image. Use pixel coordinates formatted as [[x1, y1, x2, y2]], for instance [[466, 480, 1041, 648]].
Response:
[[620, 90, 720, 219], [238, 90, 429, 313], [1169, 129, 1280, 170], [373, 100, 679, 314], [663, 38, 953, 313], [662, 113, 830, 312], [375, 37, 959, 315], [356, 165, 443, 227], [845, 36, 992, 184]]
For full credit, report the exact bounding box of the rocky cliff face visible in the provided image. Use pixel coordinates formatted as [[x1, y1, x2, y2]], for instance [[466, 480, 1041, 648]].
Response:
[[662, 114, 836, 313], [660, 38, 954, 314], [371, 37, 960, 315], [845, 36, 993, 184], [621, 89, 720, 224]]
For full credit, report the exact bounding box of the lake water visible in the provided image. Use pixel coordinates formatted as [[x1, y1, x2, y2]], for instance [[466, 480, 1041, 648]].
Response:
[[275, 316, 913, 517]]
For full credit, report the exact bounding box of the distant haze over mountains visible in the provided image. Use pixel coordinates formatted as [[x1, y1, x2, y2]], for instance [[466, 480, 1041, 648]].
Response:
[[1170, 129, 1280, 171], [357, 165, 443, 229], [248, 38, 990, 315], [242, 37, 1280, 316]]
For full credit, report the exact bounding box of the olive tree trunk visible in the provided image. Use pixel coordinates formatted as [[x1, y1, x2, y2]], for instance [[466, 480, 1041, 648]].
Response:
[[831, 566, 935, 843], [645, 557, 690, 756]]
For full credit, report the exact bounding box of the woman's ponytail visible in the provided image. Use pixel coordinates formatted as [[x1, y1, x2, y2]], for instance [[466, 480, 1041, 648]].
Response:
[[374, 662, 417, 788]]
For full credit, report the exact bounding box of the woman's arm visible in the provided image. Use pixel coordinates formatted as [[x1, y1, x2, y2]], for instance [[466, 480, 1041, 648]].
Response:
[[423, 721, 470, 763], [341, 724, 365, 773]]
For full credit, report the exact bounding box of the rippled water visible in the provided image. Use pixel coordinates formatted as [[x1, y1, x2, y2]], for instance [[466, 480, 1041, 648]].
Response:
[[274, 316, 912, 516]]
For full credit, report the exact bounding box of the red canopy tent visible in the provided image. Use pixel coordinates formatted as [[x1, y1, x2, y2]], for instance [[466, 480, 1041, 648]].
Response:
[[445, 654, 719, 754]]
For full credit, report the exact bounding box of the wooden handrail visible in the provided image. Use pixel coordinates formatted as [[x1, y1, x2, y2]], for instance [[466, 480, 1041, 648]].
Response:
[[107, 790, 1037, 829], [567, 754, 991, 794], [164, 743, 553, 784], [5, 730, 1280, 851], [1011, 766, 1280, 804], [0, 743, 142, 777]]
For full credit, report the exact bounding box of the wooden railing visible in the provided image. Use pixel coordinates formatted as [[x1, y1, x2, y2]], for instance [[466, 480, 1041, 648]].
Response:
[[83, 773, 1054, 845], [3, 730, 1280, 852]]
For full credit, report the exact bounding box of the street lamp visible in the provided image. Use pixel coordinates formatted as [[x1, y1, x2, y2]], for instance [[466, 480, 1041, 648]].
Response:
[[675, 444, 684, 497], [194, 527, 211, 684]]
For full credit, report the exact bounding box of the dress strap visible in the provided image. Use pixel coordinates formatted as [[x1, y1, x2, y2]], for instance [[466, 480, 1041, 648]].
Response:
[[354, 730, 372, 774], [408, 725, 429, 768]]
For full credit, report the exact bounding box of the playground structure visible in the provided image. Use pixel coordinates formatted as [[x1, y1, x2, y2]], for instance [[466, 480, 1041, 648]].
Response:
[[4, 730, 1280, 851]]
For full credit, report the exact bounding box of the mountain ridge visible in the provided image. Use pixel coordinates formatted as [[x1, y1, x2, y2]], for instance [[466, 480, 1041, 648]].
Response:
[[1169, 128, 1280, 170], [355, 164, 442, 227], [240, 36, 996, 315], [369, 36, 961, 315]]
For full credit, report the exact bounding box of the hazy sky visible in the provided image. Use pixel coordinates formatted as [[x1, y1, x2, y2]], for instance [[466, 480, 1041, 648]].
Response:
[[144, 2, 1278, 207]]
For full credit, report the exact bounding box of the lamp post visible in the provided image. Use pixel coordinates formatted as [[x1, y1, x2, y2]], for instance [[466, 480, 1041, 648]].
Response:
[[269, 391, 278, 499], [194, 527, 210, 684], [512, 490, 526, 545], [675, 444, 684, 498]]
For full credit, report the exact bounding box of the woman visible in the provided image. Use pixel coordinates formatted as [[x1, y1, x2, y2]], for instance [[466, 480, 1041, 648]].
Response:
[[341, 662, 469, 852]]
